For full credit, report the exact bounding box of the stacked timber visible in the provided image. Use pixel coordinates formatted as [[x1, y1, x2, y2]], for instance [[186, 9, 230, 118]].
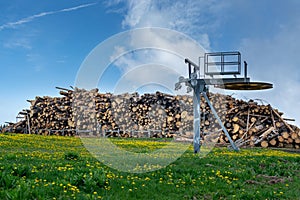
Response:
[[2, 87, 300, 148], [209, 97, 300, 149], [26, 89, 74, 136]]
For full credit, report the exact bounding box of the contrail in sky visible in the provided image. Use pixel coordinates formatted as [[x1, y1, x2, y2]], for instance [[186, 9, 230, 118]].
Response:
[[0, 2, 97, 31]]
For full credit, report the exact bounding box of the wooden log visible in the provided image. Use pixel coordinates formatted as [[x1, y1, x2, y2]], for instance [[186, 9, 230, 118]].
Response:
[[275, 122, 282, 128], [261, 140, 268, 148], [291, 132, 298, 140], [282, 131, 289, 139], [232, 116, 247, 128], [232, 124, 240, 134], [287, 138, 293, 144], [250, 117, 257, 123], [260, 127, 275, 140], [55, 86, 73, 92], [269, 139, 277, 146], [272, 109, 294, 132]]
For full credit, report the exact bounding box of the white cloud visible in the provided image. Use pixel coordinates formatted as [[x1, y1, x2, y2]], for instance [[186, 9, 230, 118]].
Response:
[[108, 47, 188, 95], [60, 3, 97, 12], [105, 28, 206, 95], [114, 63, 180, 94], [3, 38, 32, 49], [0, 2, 97, 31], [121, 0, 152, 28], [110, 45, 127, 62], [108, 0, 228, 50]]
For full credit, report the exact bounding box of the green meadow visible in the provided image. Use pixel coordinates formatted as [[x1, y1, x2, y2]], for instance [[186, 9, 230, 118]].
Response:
[[0, 133, 299, 199]]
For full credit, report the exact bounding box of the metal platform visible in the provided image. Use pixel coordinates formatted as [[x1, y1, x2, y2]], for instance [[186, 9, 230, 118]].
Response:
[[217, 82, 273, 90]]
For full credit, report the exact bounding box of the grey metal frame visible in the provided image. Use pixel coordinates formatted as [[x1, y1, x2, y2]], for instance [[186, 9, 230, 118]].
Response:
[[175, 51, 247, 152], [189, 78, 239, 152], [204, 51, 241, 76]]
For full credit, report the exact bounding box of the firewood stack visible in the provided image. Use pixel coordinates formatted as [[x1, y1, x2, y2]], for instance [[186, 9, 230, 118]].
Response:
[[2, 87, 300, 148], [27, 91, 74, 136]]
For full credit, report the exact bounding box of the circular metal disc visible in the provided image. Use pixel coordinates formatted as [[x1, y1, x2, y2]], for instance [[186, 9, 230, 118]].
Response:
[[216, 82, 273, 90]]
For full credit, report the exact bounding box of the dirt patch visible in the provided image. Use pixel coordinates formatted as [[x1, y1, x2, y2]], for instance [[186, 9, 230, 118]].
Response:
[[246, 174, 293, 185]]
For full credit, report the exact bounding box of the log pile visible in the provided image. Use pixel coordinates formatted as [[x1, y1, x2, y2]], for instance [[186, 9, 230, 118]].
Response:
[[72, 88, 185, 138], [2, 87, 300, 148], [212, 97, 300, 149]]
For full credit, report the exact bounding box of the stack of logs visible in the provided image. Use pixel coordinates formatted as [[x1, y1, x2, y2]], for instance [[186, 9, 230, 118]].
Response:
[[2, 87, 300, 148]]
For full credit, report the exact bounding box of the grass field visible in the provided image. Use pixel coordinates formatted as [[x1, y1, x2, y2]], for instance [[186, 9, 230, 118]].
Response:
[[0, 133, 299, 200]]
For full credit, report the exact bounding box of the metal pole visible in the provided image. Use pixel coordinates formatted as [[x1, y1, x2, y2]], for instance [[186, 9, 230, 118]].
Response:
[[26, 112, 31, 134], [202, 92, 239, 151], [244, 61, 248, 82], [193, 87, 201, 153]]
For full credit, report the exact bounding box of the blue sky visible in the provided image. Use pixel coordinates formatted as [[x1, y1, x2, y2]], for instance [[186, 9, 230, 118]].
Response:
[[1, 0, 300, 126]]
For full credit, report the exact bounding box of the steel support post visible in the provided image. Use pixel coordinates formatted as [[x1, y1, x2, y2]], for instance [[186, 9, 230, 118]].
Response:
[[26, 112, 31, 134], [193, 86, 201, 153]]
